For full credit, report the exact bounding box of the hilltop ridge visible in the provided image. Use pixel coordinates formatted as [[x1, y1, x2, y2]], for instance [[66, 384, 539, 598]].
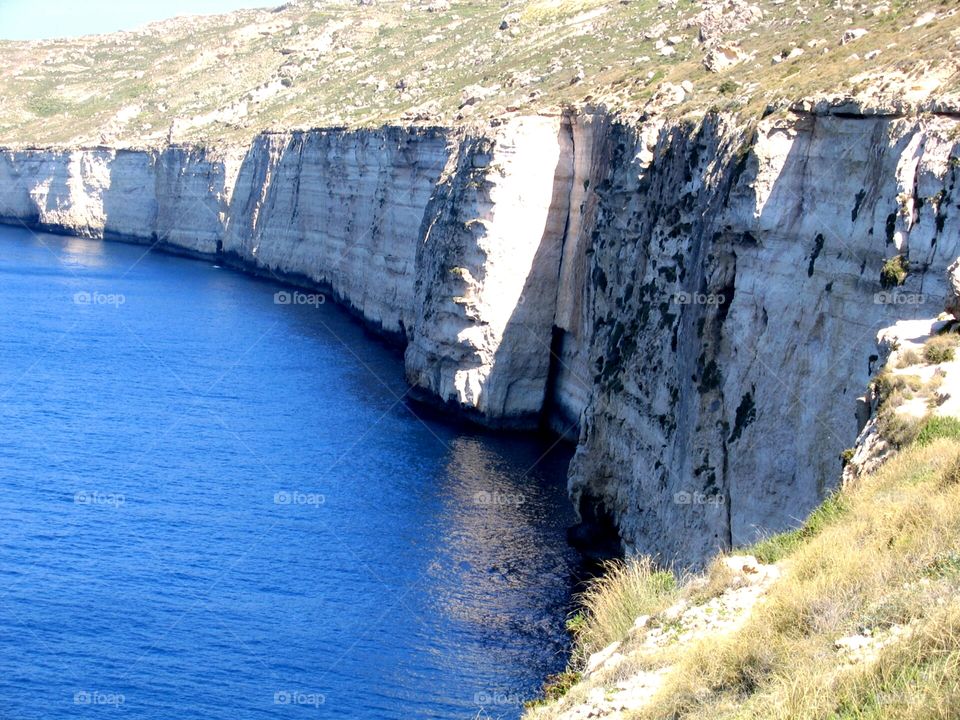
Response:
[[1, 0, 958, 147]]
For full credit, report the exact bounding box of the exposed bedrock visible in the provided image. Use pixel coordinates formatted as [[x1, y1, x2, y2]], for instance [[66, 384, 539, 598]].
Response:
[[1, 108, 958, 565], [568, 111, 960, 563]]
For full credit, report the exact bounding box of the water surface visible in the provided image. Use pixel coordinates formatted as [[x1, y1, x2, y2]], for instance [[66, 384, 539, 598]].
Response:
[[0, 226, 579, 719]]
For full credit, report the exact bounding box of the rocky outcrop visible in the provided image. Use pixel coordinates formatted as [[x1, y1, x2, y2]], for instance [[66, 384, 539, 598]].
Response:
[[1, 106, 958, 565]]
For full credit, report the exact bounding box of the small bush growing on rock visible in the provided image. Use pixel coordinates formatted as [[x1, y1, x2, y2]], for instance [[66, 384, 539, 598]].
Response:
[[896, 348, 921, 368], [873, 371, 924, 405], [529, 670, 581, 706], [879, 254, 909, 288], [565, 612, 586, 637], [877, 406, 923, 449], [840, 448, 855, 466], [718, 79, 738, 95], [922, 334, 958, 364]]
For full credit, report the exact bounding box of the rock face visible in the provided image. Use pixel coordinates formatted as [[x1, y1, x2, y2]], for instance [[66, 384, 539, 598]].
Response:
[[1, 107, 958, 565], [222, 127, 451, 337], [947, 258, 960, 319], [568, 111, 960, 562], [404, 116, 574, 424]]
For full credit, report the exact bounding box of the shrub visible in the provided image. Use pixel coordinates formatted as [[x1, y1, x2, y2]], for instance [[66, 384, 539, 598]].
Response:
[[922, 334, 958, 364], [880, 254, 909, 288], [718, 79, 738, 95], [877, 406, 923, 449], [915, 415, 960, 447], [534, 670, 581, 705], [897, 348, 921, 368], [873, 371, 923, 405]]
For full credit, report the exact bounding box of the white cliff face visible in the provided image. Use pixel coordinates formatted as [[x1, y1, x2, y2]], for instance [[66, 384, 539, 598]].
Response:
[[1, 108, 958, 565], [223, 128, 451, 337], [404, 115, 573, 424], [0, 146, 230, 248]]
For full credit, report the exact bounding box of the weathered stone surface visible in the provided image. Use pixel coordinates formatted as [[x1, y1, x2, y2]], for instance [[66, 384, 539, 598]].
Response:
[[703, 44, 749, 72], [404, 115, 574, 424], [690, 0, 763, 42], [947, 258, 960, 319], [566, 111, 960, 564]]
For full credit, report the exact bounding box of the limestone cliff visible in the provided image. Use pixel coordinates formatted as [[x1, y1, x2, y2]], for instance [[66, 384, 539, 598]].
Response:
[[567, 110, 960, 562], [1, 106, 958, 565]]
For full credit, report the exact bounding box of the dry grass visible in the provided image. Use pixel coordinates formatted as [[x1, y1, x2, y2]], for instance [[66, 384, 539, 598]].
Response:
[[566, 557, 679, 666], [526, 435, 960, 719], [896, 349, 922, 369], [625, 437, 960, 720]]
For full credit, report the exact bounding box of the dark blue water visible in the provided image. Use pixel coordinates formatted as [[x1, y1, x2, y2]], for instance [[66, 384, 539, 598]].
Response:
[[0, 226, 579, 719]]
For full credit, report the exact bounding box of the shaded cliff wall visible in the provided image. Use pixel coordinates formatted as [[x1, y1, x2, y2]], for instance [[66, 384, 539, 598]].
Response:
[[222, 127, 451, 337], [1, 109, 958, 565], [568, 111, 960, 563]]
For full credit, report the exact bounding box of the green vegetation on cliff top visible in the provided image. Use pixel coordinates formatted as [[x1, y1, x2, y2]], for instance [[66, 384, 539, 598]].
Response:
[[0, 0, 957, 147]]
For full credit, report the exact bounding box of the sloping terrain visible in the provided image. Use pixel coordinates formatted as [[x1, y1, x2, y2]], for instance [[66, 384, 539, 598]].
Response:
[[526, 313, 960, 720], [0, 0, 958, 147]]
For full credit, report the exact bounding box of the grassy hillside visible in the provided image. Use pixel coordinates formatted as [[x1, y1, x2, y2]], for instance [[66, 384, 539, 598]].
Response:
[[526, 420, 960, 718], [0, 0, 957, 147]]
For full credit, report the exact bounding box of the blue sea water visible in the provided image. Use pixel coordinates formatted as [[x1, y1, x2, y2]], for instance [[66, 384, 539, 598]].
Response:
[[0, 226, 579, 719]]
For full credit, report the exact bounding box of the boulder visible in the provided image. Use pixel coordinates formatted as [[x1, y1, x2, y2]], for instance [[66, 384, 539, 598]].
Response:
[[647, 82, 686, 110], [691, 0, 763, 42], [499, 12, 520, 31], [703, 43, 748, 72], [841, 28, 869, 44], [585, 640, 622, 674]]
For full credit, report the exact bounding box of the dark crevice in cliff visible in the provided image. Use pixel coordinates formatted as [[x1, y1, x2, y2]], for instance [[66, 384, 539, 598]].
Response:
[[567, 489, 623, 563], [541, 115, 578, 435]]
